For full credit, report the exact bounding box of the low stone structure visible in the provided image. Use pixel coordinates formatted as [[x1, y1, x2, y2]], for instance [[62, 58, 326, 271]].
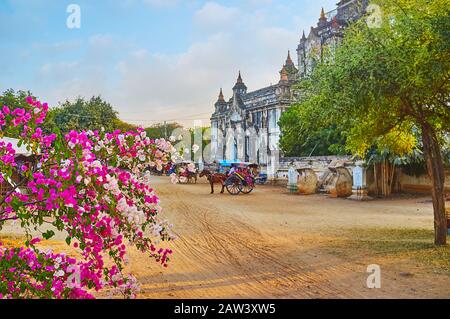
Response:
[[348, 161, 373, 201], [327, 167, 353, 198], [297, 168, 318, 195], [276, 156, 353, 185], [286, 165, 299, 193], [274, 156, 449, 199]]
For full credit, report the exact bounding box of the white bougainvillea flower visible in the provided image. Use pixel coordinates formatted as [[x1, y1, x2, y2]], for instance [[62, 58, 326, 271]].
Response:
[[187, 163, 196, 173]]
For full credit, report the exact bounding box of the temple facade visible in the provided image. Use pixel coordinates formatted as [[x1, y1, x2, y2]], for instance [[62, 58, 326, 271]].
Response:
[[210, 55, 297, 166], [210, 0, 368, 169], [297, 0, 369, 78]]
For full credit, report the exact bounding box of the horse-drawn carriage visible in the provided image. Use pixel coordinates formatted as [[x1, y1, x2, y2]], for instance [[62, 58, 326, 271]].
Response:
[[223, 162, 259, 195], [200, 161, 261, 195], [173, 161, 198, 184]]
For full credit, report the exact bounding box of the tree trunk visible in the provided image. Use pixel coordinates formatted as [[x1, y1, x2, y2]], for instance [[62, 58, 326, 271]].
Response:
[[374, 164, 379, 197], [389, 162, 396, 195], [421, 122, 447, 245]]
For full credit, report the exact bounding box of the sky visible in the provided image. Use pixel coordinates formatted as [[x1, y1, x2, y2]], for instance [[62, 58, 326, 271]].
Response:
[[0, 0, 338, 127]]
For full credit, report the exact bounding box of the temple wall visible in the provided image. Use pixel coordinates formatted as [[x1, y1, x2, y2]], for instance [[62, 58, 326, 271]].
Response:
[[271, 156, 353, 186], [398, 170, 450, 194], [272, 157, 450, 196]]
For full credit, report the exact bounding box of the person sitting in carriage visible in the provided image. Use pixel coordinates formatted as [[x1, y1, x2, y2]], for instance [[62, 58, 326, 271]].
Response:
[[226, 164, 237, 176], [227, 163, 252, 181]]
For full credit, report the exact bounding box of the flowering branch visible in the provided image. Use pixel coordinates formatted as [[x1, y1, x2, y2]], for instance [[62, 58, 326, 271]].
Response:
[[0, 96, 176, 299]]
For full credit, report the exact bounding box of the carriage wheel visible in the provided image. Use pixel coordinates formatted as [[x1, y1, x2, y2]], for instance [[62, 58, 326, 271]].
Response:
[[240, 184, 254, 194], [226, 176, 242, 195], [240, 177, 255, 194]]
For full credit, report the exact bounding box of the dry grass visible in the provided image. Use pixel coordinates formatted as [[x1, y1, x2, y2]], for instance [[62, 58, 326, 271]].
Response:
[[327, 228, 450, 274], [0, 234, 26, 248], [0, 235, 76, 257]]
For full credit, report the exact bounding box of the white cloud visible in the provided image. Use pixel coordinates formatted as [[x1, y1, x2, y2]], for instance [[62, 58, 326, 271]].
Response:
[[89, 34, 114, 47], [27, 2, 319, 127], [108, 23, 298, 126], [194, 2, 242, 32]]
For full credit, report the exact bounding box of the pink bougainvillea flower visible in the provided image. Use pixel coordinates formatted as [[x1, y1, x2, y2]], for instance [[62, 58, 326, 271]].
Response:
[[0, 96, 177, 299]]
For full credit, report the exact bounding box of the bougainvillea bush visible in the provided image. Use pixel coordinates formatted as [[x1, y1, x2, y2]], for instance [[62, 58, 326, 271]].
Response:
[[0, 97, 176, 299]]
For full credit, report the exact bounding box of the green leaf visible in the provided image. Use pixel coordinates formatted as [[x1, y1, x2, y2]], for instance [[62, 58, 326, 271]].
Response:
[[42, 230, 55, 240]]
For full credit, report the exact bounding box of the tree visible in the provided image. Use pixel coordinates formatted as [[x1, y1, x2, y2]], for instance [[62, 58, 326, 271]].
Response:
[[0, 95, 177, 298], [280, 79, 348, 157], [52, 96, 120, 134], [114, 118, 137, 132], [280, 0, 449, 244], [145, 122, 183, 140], [1, 91, 137, 135], [279, 121, 347, 157]]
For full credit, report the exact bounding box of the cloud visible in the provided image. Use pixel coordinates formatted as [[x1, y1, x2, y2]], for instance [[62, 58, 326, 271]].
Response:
[[112, 33, 239, 124], [109, 22, 298, 126], [30, 6, 300, 127], [194, 2, 242, 32], [4, 1, 331, 128], [32, 40, 82, 54], [89, 34, 114, 47]]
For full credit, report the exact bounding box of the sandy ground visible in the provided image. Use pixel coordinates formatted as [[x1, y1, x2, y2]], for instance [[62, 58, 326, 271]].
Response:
[[2, 175, 449, 298], [128, 176, 449, 299]]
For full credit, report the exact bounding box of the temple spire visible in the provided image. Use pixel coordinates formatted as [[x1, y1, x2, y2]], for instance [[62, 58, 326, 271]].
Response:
[[237, 71, 243, 83], [318, 7, 327, 27], [233, 70, 247, 95], [218, 88, 225, 102], [301, 30, 306, 41], [286, 50, 294, 66]]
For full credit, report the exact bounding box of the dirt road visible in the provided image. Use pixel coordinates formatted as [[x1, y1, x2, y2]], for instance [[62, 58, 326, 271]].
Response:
[[124, 176, 449, 299]]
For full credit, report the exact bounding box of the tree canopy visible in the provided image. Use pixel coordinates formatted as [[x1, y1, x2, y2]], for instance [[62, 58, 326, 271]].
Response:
[[0, 91, 138, 135], [51, 96, 122, 134], [279, 0, 449, 244], [145, 122, 183, 140]]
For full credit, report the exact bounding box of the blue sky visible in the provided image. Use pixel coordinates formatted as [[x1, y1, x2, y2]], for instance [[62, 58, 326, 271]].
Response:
[[0, 0, 337, 126]]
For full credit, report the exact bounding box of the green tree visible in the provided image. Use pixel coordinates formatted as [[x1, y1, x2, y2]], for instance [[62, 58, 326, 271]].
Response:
[[145, 122, 183, 140], [0, 89, 35, 109], [1, 90, 137, 135], [281, 0, 450, 244], [52, 96, 120, 134], [114, 118, 137, 132], [280, 116, 347, 156]]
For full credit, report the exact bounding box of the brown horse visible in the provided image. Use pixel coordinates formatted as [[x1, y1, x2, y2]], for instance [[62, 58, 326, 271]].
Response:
[[199, 169, 227, 194]]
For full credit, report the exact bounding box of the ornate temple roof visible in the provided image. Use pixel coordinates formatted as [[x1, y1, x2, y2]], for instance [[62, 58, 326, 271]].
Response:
[[232, 71, 248, 92], [212, 0, 370, 121], [215, 88, 226, 104]]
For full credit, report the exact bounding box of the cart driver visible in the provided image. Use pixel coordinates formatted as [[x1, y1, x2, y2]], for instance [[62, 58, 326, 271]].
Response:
[[228, 164, 237, 176]]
